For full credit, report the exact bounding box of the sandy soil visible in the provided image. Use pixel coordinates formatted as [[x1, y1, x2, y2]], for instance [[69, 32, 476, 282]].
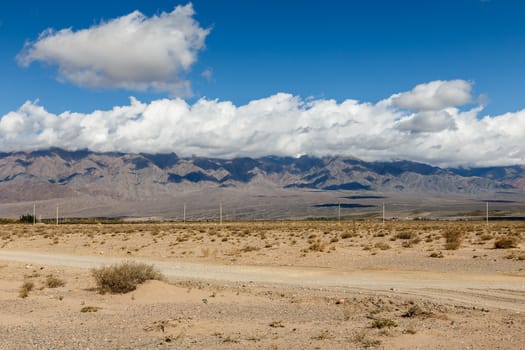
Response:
[[0, 220, 524, 349]]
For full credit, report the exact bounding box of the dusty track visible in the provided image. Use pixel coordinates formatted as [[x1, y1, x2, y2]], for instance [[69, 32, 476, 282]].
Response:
[[1, 249, 524, 312]]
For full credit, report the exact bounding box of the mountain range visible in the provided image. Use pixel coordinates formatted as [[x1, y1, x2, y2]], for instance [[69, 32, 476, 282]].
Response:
[[0, 148, 523, 219]]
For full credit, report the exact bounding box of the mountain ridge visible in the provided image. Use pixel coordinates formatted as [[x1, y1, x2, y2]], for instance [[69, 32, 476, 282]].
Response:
[[0, 148, 523, 219]]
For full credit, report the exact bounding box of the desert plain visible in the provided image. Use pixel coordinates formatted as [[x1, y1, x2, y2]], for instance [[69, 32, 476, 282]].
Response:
[[0, 220, 524, 349]]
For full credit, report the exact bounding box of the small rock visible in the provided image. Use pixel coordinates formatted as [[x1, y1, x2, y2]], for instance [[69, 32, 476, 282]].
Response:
[[335, 298, 345, 305]]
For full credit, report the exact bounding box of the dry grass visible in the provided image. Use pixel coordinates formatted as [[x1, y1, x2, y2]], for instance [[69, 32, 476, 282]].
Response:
[[1, 220, 524, 270], [80, 306, 101, 313], [374, 242, 391, 250], [429, 251, 444, 258], [505, 251, 525, 260], [443, 226, 464, 250], [402, 304, 432, 318], [91, 261, 163, 294], [370, 318, 397, 329], [19, 280, 34, 298], [45, 274, 66, 288], [494, 236, 518, 249]]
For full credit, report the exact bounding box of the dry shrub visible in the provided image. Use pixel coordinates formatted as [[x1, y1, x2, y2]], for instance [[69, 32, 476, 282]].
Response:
[[370, 318, 397, 329], [91, 261, 163, 294], [396, 231, 414, 240], [480, 233, 493, 241], [374, 242, 390, 250], [505, 251, 525, 260], [341, 232, 354, 239], [311, 329, 332, 340], [353, 331, 381, 348], [269, 320, 285, 328], [429, 251, 444, 258], [402, 304, 432, 318], [80, 306, 100, 313], [443, 226, 463, 250], [494, 236, 518, 249], [241, 245, 259, 253], [307, 239, 326, 252], [45, 274, 66, 288], [19, 280, 34, 298]]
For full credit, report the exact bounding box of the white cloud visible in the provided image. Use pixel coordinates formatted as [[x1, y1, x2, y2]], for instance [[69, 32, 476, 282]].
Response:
[[201, 68, 213, 81], [17, 4, 209, 96], [1, 79, 524, 167], [390, 80, 472, 111], [395, 110, 457, 133]]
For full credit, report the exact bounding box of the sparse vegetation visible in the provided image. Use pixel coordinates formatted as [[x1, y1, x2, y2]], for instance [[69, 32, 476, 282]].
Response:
[[311, 329, 331, 340], [91, 261, 163, 294], [19, 214, 36, 224], [80, 306, 101, 313], [505, 251, 525, 260], [396, 231, 414, 240], [402, 304, 431, 318], [443, 226, 463, 250], [429, 251, 444, 258], [19, 280, 34, 298], [374, 242, 390, 250], [370, 318, 397, 329], [269, 320, 285, 328], [0, 220, 524, 348], [494, 236, 518, 249], [45, 274, 66, 288]]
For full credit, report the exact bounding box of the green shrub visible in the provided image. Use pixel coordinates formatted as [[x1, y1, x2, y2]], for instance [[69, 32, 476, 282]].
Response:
[[19, 214, 36, 224]]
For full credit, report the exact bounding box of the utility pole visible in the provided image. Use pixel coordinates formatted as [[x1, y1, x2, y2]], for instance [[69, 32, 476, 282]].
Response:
[[338, 202, 341, 225], [219, 202, 223, 225], [33, 202, 36, 225], [486, 202, 489, 226], [183, 203, 186, 223], [56, 206, 59, 225], [382, 203, 385, 225]]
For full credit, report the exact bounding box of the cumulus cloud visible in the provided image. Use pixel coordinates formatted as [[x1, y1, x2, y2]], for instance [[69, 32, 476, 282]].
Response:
[[17, 4, 209, 95], [396, 110, 457, 133], [1, 79, 524, 167], [390, 80, 472, 111]]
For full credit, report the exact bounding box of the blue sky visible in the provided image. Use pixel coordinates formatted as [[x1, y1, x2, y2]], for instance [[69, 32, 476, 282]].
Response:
[[0, 1, 524, 166], [1, 0, 524, 115]]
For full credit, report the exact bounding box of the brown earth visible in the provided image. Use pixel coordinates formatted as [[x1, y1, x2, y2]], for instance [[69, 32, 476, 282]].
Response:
[[0, 220, 524, 349]]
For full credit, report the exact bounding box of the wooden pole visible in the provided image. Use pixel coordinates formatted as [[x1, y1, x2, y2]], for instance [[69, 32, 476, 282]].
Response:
[[183, 203, 186, 223], [220, 202, 223, 225], [56, 206, 59, 225], [33, 202, 36, 225]]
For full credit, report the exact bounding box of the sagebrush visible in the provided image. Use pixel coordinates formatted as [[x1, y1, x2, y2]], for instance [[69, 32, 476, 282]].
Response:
[[91, 261, 163, 294]]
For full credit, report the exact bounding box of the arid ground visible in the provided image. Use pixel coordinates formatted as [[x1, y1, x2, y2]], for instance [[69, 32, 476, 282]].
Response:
[[0, 220, 524, 349]]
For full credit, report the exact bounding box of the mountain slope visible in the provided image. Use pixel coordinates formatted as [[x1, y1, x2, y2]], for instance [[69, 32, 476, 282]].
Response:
[[0, 148, 523, 218]]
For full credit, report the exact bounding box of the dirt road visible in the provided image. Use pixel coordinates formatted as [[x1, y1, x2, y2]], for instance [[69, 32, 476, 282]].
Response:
[[1, 249, 524, 312]]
